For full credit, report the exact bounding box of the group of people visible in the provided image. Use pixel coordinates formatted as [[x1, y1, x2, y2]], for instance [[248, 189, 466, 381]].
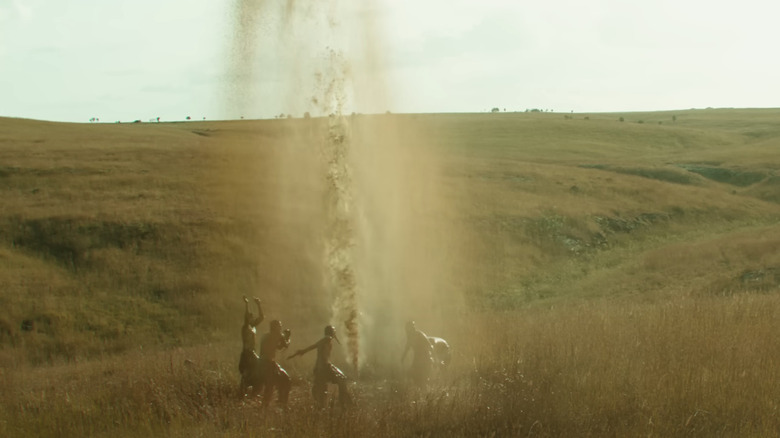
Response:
[[239, 296, 352, 409], [238, 296, 450, 409], [238, 297, 293, 406]]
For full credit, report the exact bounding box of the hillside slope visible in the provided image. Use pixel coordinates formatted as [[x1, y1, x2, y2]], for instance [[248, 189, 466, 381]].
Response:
[[1, 109, 779, 363]]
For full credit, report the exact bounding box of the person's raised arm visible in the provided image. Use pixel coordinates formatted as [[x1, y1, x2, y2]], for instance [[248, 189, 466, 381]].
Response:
[[251, 297, 264, 326], [243, 296, 251, 325]]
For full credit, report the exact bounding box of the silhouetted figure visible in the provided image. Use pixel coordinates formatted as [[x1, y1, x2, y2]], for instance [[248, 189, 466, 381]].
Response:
[[239, 296, 263, 396], [259, 320, 292, 408], [289, 325, 353, 408], [402, 321, 434, 386]]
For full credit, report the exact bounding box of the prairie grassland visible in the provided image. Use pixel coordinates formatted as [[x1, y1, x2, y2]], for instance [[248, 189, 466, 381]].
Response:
[[2, 293, 778, 437], [1, 109, 780, 436]]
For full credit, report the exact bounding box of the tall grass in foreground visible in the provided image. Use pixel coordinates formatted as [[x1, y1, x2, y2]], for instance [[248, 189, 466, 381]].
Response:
[[2, 291, 778, 437]]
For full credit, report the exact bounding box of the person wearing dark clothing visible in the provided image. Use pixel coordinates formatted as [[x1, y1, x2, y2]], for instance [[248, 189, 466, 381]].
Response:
[[289, 325, 353, 408]]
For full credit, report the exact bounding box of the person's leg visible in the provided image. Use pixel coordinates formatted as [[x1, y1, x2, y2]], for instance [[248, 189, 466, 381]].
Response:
[[328, 364, 352, 407], [261, 360, 275, 407], [412, 357, 432, 386], [239, 372, 248, 396], [239, 350, 254, 394], [277, 366, 291, 406], [336, 379, 352, 407], [312, 378, 327, 408], [262, 382, 274, 407], [247, 355, 264, 397]]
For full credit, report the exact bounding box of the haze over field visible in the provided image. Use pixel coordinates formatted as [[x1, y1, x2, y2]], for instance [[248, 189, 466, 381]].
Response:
[[224, 0, 463, 372], [2, 1, 780, 436], [2, 107, 780, 437], [2, 0, 780, 122]]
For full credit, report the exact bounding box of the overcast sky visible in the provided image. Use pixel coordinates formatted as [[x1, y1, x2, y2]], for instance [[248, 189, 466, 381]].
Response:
[[1, 0, 779, 123]]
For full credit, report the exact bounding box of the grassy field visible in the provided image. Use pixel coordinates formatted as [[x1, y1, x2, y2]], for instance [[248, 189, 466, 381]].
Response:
[[1, 109, 779, 436]]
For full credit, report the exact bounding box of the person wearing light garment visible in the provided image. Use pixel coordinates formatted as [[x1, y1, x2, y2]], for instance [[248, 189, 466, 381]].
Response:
[[288, 325, 354, 408]]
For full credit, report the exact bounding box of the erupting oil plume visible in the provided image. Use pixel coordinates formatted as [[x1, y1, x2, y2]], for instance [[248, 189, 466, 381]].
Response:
[[226, 0, 464, 374]]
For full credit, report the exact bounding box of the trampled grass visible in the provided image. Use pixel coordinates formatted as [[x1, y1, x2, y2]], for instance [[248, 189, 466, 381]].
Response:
[[1, 109, 779, 436]]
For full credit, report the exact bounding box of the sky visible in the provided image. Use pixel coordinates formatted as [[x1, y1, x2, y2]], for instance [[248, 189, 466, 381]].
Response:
[[1, 0, 779, 123]]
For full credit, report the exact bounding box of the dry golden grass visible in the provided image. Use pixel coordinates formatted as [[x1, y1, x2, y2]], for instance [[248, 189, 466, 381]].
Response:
[[1, 109, 780, 436], [2, 293, 778, 437]]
